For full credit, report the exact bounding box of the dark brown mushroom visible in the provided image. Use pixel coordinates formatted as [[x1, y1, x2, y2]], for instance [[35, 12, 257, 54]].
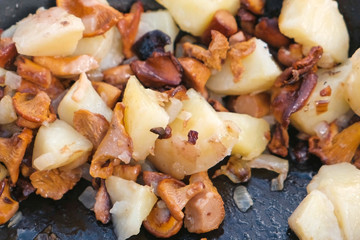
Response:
[[237, 8, 257, 35], [184, 172, 225, 233], [0, 38, 17, 69], [277, 44, 303, 67], [254, 17, 291, 48], [130, 52, 183, 88]]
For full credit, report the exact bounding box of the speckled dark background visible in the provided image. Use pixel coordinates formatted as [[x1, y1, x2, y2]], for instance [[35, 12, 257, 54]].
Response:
[[0, 0, 359, 239]]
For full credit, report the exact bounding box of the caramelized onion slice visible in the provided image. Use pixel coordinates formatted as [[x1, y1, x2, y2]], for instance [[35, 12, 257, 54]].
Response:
[[248, 154, 289, 191], [57, 0, 122, 37]]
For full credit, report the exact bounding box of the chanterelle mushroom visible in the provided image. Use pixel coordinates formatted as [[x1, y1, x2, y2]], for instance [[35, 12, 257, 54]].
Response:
[[157, 178, 204, 221], [143, 200, 183, 238], [0, 128, 33, 184], [0, 179, 19, 224], [184, 172, 225, 233]]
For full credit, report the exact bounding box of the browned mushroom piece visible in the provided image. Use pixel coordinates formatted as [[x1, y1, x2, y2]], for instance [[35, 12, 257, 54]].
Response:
[[228, 37, 257, 83], [227, 92, 270, 118], [0, 179, 19, 224], [16, 117, 42, 129], [73, 109, 110, 150], [12, 91, 56, 124], [157, 178, 205, 221], [143, 171, 178, 195], [201, 9, 238, 45], [178, 57, 211, 98], [143, 200, 183, 238], [130, 52, 183, 88], [277, 44, 304, 67], [213, 156, 251, 183], [90, 102, 133, 179], [208, 98, 229, 112], [94, 179, 111, 224], [241, 0, 265, 15], [237, 8, 257, 35], [17, 76, 65, 100], [30, 167, 82, 200], [16, 56, 52, 89], [0, 38, 17, 69], [33, 55, 99, 77], [268, 123, 290, 157], [184, 172, 225, 233], [57, 0, 122, 37], [112, 164, 141, 181], [254, 17, 291, 48], [92, 81, 121, 109], [309, 122, 360, 165], [0, 128, 33, 184], [164, 85, 188, 101], [117, 1, 143, 58], [103, 64, 133, 89], [183, 30, 229, 71], [229, 31, 247, 46]]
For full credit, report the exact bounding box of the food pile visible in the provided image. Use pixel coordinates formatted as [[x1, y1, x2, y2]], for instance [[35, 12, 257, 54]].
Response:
[[0, 0, 359, 239]]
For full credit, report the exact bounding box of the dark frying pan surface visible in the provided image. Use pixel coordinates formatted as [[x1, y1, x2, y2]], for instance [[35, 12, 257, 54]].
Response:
[[0, 0, 359, 239]]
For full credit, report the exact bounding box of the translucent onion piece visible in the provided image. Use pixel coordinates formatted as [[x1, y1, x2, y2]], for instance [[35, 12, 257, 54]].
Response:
[[7, 211, 22, 228], [5, 71, 21, 90], [248, 154, 289, 191], [233, 185, 253, 212], [78, 186, 97, 210]]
